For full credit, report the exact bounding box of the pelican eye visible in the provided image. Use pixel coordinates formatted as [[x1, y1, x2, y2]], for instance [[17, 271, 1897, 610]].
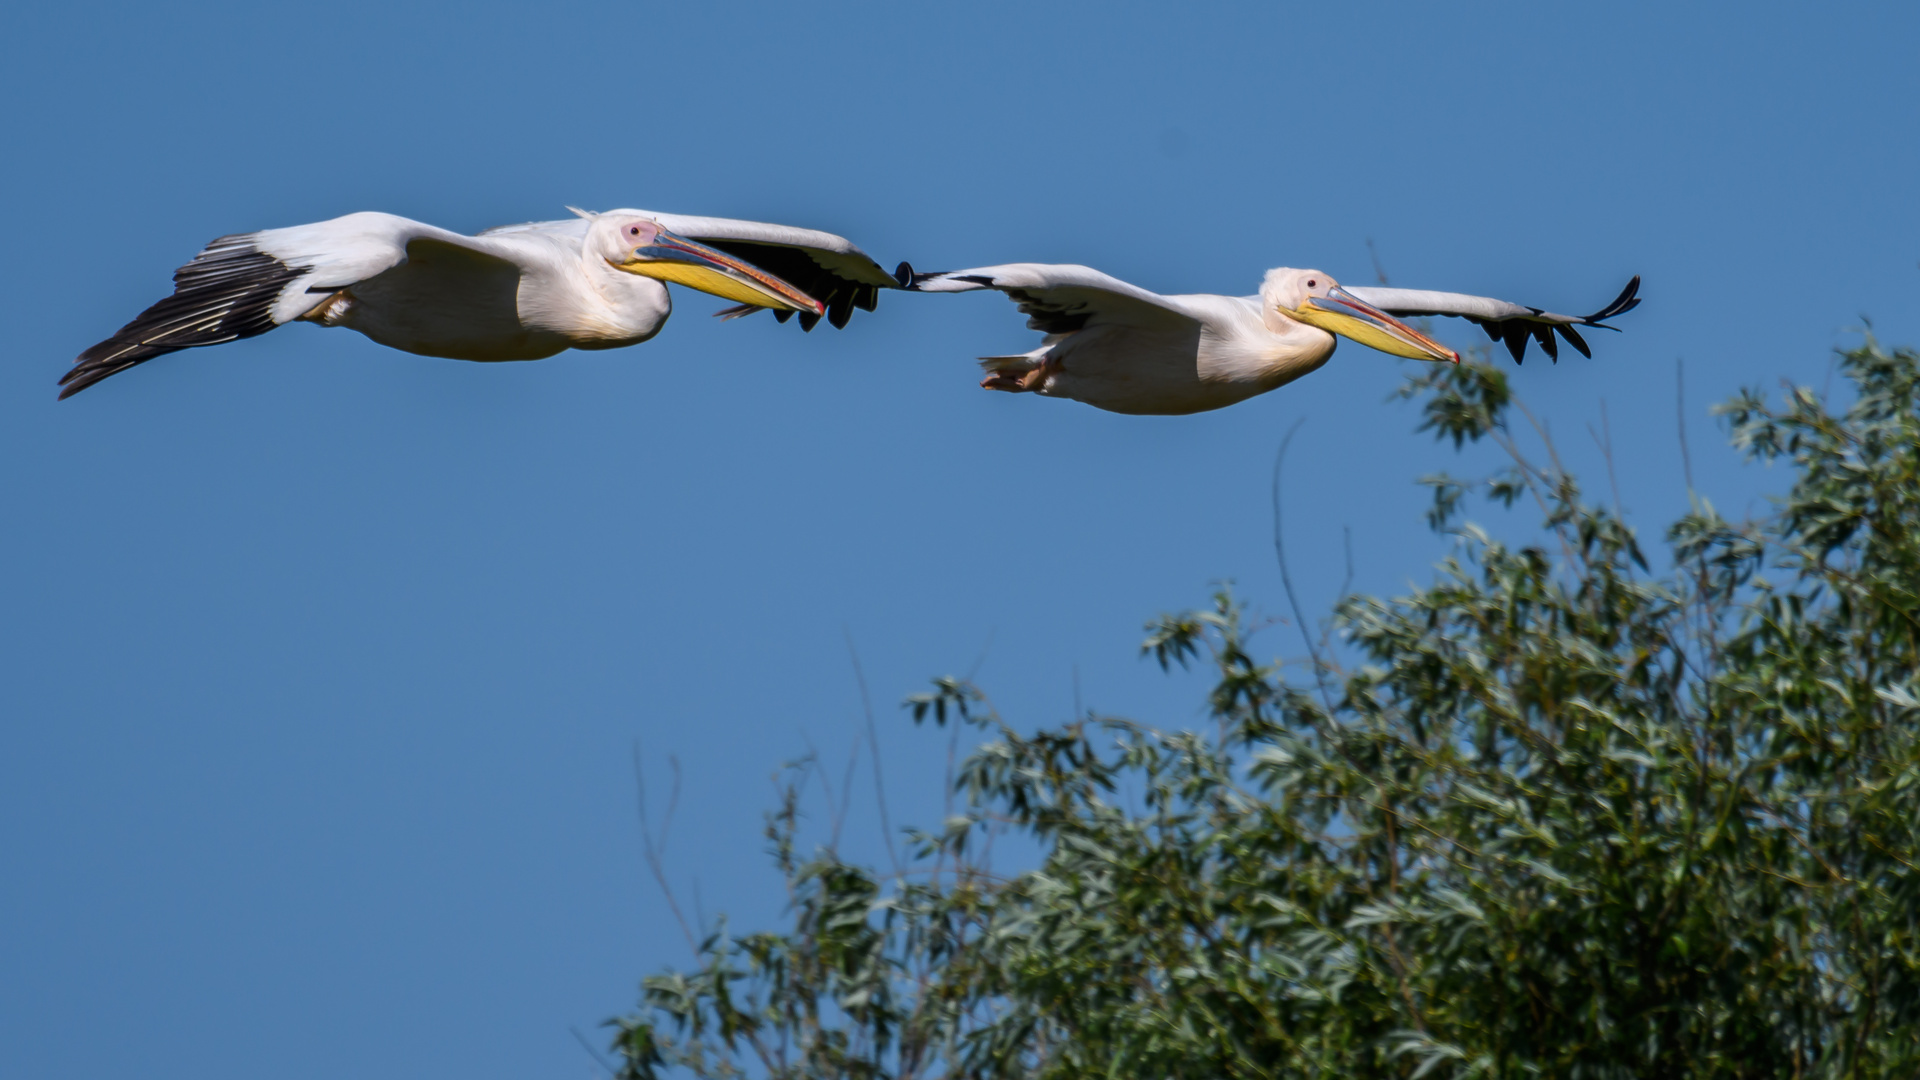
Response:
[[1306, 279, 1317, 288]]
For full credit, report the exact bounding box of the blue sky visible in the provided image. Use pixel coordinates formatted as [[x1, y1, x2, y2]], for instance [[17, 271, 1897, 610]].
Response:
[[4, 2, 1918, 1077]]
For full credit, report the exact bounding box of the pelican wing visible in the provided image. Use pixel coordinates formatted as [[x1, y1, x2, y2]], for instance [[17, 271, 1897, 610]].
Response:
[[61, 212, 514, 398], [1343, 276, 1641, 364], [903, 263, 1201, 334], [483, 209, 897, 331]]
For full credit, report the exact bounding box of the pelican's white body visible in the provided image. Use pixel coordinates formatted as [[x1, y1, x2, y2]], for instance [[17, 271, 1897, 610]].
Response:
[[271, 212, 672, 360], [1009, 292, 1335, 415], [914, 264, 1338, 415], [62, 207, 897, 399], [913, 263, 1640, 415]]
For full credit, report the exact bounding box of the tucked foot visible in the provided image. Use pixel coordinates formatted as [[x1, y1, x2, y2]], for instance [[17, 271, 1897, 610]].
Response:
[[299, 289, 355, 325], [977, 354, 1057, 394]]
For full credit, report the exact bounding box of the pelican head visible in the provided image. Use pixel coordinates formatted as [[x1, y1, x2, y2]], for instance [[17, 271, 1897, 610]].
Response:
[[1261, 268, 1458, 363], [597, 217, 825, 315]]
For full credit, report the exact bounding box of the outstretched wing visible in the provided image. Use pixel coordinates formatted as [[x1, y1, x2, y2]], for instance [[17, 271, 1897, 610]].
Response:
[[1344, 276, 1641, 364], [60, 212, 499, 398], [483, 209, 899, 331], [901, 262, 1201, 334]]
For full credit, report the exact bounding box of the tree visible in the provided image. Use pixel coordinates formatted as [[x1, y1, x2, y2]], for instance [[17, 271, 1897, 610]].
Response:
[[608, 337, 1920, 1078]]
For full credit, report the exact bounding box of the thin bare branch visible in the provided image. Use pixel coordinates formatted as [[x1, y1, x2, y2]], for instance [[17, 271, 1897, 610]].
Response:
[[570, 1026, 618, 1078], [1590, 397, 1624, 519], [1365, 236, 1391, 286], [633, 742, 697, 951], [1678, 357, 1697, 499], [799, 731, 841, 846], [846, 630, 904, 877], [1272, 418, 1336, 712]]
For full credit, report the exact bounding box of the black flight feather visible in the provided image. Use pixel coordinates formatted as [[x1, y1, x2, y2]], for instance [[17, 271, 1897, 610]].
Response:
[[60, 236, 307, 400], [1583, 275, 1641, 326], [1531, 323, 1558, 362], [1557, 323, 1592, 358], [1502, 323, 1530, 364], [696, 238, 885, 331]]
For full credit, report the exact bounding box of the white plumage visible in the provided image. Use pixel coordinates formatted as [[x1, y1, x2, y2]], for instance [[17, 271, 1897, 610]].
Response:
[[62, 208, 899, 399], [903, 262, 1640, 415]]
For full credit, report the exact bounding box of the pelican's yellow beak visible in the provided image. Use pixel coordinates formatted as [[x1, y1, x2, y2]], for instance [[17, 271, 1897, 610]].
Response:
[[612, 226, 825, 315], [1293, 287, 1459, 363]]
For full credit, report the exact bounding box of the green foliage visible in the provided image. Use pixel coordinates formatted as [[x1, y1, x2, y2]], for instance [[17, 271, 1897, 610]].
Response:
[[610, 339, 1920, 1078]]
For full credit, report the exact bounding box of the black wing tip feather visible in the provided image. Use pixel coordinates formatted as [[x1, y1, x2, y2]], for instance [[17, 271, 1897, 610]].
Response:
[[1582, 275, 1641, 327], [58, 343, 187, 399], [1530, 323, 1558, 363], [894, 262, 966, 291], [698, 239, 888, 333], [58, 239, 306, 400], [1558, 323, 1592, 358], [1501, 322, 1530, 364], [827, 291, 854, 330], [1482, 275, 1640, 366]]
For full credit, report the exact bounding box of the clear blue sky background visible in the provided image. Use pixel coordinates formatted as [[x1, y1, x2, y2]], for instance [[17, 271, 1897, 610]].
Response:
[[4, 2, 1917, 1076]]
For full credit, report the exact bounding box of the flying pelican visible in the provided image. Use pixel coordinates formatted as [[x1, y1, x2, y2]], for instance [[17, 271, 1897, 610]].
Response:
[[60, 208, 900, 399], [900, 262, 1640, 415]]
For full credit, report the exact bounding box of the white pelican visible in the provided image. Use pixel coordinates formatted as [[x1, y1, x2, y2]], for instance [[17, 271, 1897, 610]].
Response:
[[61, 208, 900, 399], [901, 262, 1640, 415]]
